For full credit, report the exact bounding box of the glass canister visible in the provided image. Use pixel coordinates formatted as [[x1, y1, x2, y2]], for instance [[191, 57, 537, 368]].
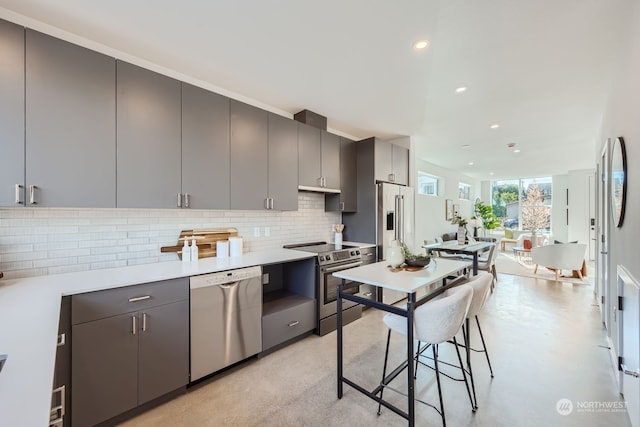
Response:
[[387, 240, 405, 267]]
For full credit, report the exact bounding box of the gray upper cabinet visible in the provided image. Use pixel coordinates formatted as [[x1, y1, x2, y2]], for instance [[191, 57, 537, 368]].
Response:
[[267, 113, 298, 211], [373, 139, 409, 185], [230, 100, 269, 210], [297, 123, 340, 191], [117, 61, 182, 208], [326, 137, 357, 212], [181, 83, 230, 209], [0, 19, 24, 207], [321, 131, 341, 190], [298, 123, 322, 189], [25, 30, 116, 207]]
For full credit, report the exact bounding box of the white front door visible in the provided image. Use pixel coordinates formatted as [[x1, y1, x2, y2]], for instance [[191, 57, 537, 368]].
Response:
[[598, 142, 610, 329]]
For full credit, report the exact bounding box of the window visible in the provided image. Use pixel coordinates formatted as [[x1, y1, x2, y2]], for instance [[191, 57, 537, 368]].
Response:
[[458, 182, 471, 200], [418, 172, 439, 196], [491, 177, 552, 231]]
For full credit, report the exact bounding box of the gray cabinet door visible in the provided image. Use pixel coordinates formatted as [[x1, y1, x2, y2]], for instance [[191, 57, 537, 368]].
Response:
[[392, 144, 409, 186], [182, 83, 230, 209], [25, 30, 116, 207], [71, 312, 138, 427], [138, 300, 189, 404], [117, 61, 181, 208], [297, 123, 322, 188], [268, 113, 298, 211], [321, 131, 341, 190], [0, 19, 24, 207], [374, 140, 393, 183], [340, 137, 357, 211], [230, 100, 269, 209]]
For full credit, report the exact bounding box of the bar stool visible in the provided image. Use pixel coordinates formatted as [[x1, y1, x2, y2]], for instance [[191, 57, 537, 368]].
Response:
[[378, 285, 473, 427], [445, 271, 494, 410]]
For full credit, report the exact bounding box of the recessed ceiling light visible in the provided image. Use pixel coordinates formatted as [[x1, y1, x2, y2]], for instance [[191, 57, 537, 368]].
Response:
[[414, 40, 429, 50], [490, 124, 500, 129], [455, 87, 467, 93], [489, 172, 495, 176], [468, 162, 474, 166], [507, 143, 516, 148], [514, 149, 521, 153]]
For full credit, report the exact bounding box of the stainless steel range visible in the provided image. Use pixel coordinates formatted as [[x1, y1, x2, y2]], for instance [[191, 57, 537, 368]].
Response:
[[283, 242, 363, 336]]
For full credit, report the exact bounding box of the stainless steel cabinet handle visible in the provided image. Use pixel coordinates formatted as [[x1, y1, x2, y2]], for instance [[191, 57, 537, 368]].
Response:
[[363, 292, 373, 297], [142, 313, 147, 332], [288, 321, 300, 327], [15, 184, 23, 204], [29, 185, 37, 204], [621, 364, 640, 377], [177, 193, 182, 208], [264, 198, 269, 209], [56, 333, 65, 347], [128, 295, 151, 302], [389, 173, 394, 182], [132, 315, 137, 335], [269, 198, 274, 210], [340, 202, 345, 211], [184, 193, 190, 208]]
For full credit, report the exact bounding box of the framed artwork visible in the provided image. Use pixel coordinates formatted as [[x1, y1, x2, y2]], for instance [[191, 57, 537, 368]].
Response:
[[445, 199, 453, 220]]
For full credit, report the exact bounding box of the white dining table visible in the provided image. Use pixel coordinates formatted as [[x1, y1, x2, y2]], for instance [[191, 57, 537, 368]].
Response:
[[333, 257, 471, 426]]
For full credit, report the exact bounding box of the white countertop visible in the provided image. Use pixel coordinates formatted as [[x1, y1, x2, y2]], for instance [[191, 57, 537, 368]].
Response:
[[333, 258, 471, 294], [0, 249, 313, 427]]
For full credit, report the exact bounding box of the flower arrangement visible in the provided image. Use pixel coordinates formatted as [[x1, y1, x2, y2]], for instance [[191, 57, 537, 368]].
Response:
[[450, 215, 468, 227]]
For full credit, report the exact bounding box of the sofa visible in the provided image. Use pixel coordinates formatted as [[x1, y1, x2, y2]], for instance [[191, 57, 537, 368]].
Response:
[[531, 243, 588, 281]]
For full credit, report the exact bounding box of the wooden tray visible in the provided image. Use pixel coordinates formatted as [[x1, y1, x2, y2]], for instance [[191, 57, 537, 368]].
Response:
[[161, 228, 238, 259], [387, 264, 428, 273]]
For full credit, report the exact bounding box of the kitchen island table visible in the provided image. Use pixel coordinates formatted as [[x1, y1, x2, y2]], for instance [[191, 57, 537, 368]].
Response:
[[333, 258, 471, 426]]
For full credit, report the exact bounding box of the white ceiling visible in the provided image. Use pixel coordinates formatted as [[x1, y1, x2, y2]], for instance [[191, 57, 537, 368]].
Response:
[[0, 0, 632, 180]]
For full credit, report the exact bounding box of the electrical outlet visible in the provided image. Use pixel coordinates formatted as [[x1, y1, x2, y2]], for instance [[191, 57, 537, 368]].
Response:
[[264, 227, 271, 237], [254, 227, 260, 237]]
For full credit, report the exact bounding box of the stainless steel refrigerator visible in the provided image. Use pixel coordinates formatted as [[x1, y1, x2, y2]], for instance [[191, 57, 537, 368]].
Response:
[[377, 182, 415, 260], [377, 182, 415, 304]]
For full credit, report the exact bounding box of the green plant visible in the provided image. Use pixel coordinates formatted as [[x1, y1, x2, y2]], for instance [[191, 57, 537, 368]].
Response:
[[474, 200, 500, 230], [401, 242, 430, 260], [450, 215, 468, 227]]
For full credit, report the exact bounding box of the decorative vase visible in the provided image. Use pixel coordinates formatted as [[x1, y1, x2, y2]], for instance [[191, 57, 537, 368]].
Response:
[[457, 227, 466, 245], [387, 240, 405, 267]]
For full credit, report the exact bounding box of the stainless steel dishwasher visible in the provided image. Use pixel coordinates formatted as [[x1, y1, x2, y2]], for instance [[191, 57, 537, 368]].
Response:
[[190, 266, 262, 381]]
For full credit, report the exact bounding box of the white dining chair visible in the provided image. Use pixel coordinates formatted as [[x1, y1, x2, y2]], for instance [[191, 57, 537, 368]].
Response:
[[476, 244, 497, 290], [445, 272, 494, 410], [377, 285, 474, 426]]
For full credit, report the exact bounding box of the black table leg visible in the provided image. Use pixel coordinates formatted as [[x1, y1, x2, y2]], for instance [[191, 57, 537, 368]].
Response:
[[337, 278, 344, 398], [472, 253, 478, 275], [407, 292, 416, 427]]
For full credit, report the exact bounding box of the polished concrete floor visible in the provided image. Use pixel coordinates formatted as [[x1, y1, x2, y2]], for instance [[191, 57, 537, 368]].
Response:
[[121, 273, 630, 426]]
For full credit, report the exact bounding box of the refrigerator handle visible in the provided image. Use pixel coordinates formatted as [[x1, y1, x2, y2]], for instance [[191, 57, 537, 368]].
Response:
[[395, 195, 401, 242], [399, 195, 404, 243]]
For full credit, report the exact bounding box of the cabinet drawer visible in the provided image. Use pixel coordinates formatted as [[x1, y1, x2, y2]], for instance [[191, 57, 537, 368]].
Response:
[[72, 277, 188, 324], [262, 299, 314, 351], [359, 246, 376, 263]]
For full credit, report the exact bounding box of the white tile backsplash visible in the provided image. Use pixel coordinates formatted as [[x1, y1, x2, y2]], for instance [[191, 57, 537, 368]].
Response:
[[0, 192, 341, 279]]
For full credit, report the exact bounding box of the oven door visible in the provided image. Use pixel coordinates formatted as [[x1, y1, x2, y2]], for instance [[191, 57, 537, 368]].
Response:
[[319, 261, 362, 319]]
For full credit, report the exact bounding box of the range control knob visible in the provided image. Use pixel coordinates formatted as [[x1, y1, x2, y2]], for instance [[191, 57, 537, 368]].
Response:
[[325, 254, 331, 261], [356, 250, 361, 255]]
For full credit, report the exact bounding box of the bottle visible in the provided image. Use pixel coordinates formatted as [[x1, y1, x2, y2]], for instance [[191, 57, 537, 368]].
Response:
[[190, 236, 199, 262], [182, 238, 191, 263]]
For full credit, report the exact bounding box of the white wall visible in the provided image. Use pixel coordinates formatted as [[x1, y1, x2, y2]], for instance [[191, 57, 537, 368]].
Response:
[[414, 158, 479, 245], [567, 169, 596, 246], [551, 174, 569, 243], [0, 193, 340, 279]]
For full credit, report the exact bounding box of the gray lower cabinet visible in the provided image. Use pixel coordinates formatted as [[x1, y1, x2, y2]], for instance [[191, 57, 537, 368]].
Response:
[[25, 30, 117, 208], [326, 137, 357, 212], [71, 278, 188, 427], [181, 83, 230, 209], [116, 61, 182, 208], [0, 19, 25, 207]]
